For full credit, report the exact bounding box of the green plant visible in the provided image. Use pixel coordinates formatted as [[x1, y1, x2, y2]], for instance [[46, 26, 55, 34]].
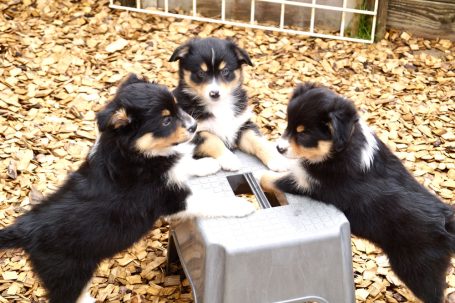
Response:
[[346, 0, 373, 40], [356, 0, 373, 39]]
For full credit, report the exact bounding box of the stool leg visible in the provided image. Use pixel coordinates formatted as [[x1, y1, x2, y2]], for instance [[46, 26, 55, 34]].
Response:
[[166, 230, 179, 275]]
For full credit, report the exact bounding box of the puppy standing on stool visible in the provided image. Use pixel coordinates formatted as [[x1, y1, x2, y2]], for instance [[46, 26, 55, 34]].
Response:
[[0, 74, 255, 303], [170, 37, 288, 172], [261, 83, 455, 303]]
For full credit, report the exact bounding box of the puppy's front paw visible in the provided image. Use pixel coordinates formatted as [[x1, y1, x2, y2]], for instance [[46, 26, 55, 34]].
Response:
[[78, 292, 96, 303], [266, 155, 290, 172], [260, 171, 281, 192], [192, 157, 221, 176], [225, 197, 256, 217], [218, 153, 242, 171]]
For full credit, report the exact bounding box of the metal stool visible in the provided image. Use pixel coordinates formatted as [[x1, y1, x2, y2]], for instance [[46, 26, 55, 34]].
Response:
[[166, 152, 355, 303]]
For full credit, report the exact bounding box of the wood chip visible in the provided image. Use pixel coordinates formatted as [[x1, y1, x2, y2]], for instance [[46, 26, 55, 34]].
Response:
[[0, 1, 453, 302]]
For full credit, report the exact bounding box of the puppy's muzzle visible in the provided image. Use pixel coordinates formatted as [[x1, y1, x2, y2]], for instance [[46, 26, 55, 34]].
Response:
[[209, 90, 220, 99], [276, 137, 289, 154], [187, 122, 197, 133], [180, 109, 198, 134], [207, 80, 221, 101]]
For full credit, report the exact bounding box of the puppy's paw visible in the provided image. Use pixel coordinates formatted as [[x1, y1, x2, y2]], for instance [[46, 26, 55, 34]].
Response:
[[224, 197, 256, 217], [84, 297, 96, 303], [218, 153, 242, 171], [260, 171, 281, 192], [176, 195, 255, 219], [266, 155, 290, 172], [78, 292, 96, 303], [192, 157, 221, 176]]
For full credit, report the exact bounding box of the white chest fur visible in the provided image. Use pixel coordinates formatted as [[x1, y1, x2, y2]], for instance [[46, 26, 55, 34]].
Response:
[[197, 96, 252, 147]]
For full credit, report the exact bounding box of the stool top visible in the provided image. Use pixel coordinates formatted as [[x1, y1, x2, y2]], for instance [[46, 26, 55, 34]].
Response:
[[182, 152, 350, 252]]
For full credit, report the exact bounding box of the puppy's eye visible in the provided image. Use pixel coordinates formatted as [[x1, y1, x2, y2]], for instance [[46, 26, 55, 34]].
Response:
[[162, 116, 172, 127], [197, 70, 206, 79], [221, 68, 230, 77]]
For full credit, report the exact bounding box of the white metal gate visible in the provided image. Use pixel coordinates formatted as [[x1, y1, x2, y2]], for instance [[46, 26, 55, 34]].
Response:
[[110, 0, 379, 43]]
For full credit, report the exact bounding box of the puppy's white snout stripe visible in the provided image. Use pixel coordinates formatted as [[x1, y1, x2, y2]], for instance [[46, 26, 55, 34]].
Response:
[[207, 79, 221, 100], [181, 110, 195, 126], [276, 137, 289, 154]]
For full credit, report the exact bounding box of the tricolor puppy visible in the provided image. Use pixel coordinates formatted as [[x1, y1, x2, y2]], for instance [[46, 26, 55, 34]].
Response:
[[170, 37, 288, 172], [0, 74, 254, 303], [261, 83, 455, 303]]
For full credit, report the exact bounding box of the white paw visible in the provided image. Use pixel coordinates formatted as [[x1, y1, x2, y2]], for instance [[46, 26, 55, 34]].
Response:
[[192, 157, 221, 176], [176, 194, 255, 219], [218, 153, 242, 171], [223, 197, 256, 217], [266, 155, 290, 172], [77, 292, 96, 303], [252, 170, 265, 182], [84, 297, 96, 303]]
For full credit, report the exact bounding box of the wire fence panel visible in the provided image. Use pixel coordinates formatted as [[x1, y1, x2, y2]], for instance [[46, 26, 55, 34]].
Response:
[[110, 0, 379, 43]]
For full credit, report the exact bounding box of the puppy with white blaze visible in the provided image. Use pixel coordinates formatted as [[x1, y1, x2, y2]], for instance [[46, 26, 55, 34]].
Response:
[[0, 74, 255, 303], [261, 83, 455, 303], [170, 37, 288, 172]]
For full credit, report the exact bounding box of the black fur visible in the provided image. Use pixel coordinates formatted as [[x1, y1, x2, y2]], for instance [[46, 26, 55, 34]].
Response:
[[170, 37, 256, 148], [274, 83, 455, 303], [0, 74, 196, 303]]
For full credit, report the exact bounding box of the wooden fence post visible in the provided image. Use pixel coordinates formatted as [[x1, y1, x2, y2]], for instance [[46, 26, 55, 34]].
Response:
[[375, 0, 389, 41], [120, 0, 137, 7], [387, 0, 455, 40]]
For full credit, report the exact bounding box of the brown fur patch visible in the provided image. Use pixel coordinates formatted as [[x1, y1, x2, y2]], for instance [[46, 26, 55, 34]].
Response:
[[260, 171, 286, 193], [161, 109, 171, 117], [194, 131, 230, 159], [219, 61, 227, 70], [219, 69, 242, 92], [296, 125, 305, 133], [118, 73, 148, 88], [289, 139, 332, 162], [327, 122, 334, 134], [111, 108, 130, 129], [238, 129, 277, 167], [135, 125, 190, 155], [200, 63, 208, 72], [183, 70, 208, 97]]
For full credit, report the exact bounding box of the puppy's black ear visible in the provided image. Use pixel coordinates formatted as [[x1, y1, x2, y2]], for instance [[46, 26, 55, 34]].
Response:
[[169, 44, 191, 62], [328, 98, 358, 152], [231, 44, 253, 66], [97, 103, 131, 132], [118, 73, 148, 90], [291, 82, 319, 100]]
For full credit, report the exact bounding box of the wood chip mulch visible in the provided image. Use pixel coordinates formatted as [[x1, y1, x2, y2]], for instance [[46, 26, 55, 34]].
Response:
[[0, 0, 454, 302]]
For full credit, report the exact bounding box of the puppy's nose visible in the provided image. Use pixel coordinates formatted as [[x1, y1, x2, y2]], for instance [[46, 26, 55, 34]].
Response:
[[187, 123, 197, 133], [209, 90, 220, 99], [277, 145, 287, 154]]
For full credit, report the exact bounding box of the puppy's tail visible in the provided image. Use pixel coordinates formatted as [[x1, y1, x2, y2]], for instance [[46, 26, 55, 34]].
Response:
[[0, 226, 23, 249]]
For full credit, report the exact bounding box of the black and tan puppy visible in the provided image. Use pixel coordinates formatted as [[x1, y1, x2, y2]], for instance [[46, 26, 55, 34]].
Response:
[[170, 37, 288, 172], [261, 83, 455, 303], [0, 74, 254, 303]]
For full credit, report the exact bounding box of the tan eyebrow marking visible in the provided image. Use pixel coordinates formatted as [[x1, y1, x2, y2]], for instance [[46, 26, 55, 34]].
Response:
[[200, 63, 208, 72], [161, 109, 171, 117], [219, 61, 227, 70], [111, 108, 130, 129], [296, 125, 305, 133]]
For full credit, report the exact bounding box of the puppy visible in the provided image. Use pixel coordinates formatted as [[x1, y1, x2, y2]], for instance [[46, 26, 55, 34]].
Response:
[[261, 83, 455, 303], [170, 37, 288, 172], [0, 74, 255, 303]]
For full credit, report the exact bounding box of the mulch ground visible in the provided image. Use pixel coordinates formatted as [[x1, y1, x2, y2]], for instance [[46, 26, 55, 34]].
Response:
[[0, 0, 454, 302]]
